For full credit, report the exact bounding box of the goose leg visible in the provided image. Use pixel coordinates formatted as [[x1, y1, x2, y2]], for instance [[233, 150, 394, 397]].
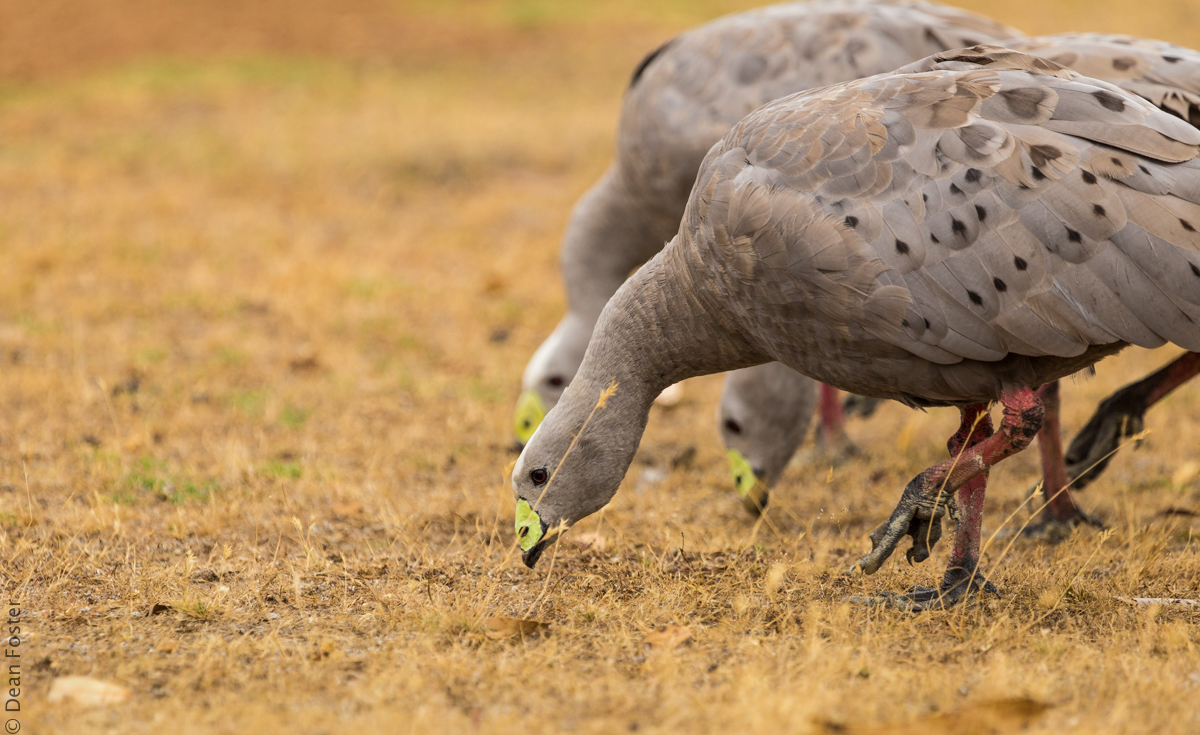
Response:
[[1019, 381, 1104, 538], [851, 388, 1044, 608], [816, 384, 861, 460], [817, 383, 847, 446], [1064, 352, 1200, 490], [891, 404, 1000, 610]]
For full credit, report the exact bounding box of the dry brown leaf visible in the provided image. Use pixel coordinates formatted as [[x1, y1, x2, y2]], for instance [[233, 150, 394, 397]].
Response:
[[48, 676, 131, 707], [816, 697, 1051, 735], [642, 624, 693, 650], [483, 616, 548, 639], [571, 531, 607, 552]]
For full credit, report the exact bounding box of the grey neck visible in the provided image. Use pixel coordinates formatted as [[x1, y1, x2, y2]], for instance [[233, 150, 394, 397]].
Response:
[[560, 166, 677, 322], [527, 239, 769, 526], [568, 238, 768, 426]]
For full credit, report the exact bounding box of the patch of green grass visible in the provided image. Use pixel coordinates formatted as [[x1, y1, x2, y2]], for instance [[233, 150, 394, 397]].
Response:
[[173, 597, 221, 622], [168, 481, 218, 504], [137, 347, 169, 365], [121, 457, 217, 504], [217, 347, 248, 367], [109, 488, 138, 505], [265, 460, 303, 480], [467, 378, 503, 403], [229, 389, 266, 416], [280, 404, 310, 430]]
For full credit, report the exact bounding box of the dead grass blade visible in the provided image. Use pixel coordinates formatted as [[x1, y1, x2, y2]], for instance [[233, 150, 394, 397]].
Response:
[[1117, 597, 1199, 608], [48, 676, 131, 707], [483, 616, 549, 640], [816, 696, 1051, 735]]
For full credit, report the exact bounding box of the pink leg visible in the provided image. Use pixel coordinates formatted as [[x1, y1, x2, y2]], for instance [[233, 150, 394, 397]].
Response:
[[818, 383, 847, 447], [854, 388, 1044, 609], [946, 405, 994, 575], [1036, 381, 1082, 523]]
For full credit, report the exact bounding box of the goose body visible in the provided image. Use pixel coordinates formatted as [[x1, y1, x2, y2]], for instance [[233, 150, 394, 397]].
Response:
[[720, 34, 1200, 508], [513, 47, 1200, 607], [513, 0, 1022, 444]]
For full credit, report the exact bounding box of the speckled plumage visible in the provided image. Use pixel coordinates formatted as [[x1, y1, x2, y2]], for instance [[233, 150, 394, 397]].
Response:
[[688, 46, 1200, 407], [516, 0, 1022, 431], [513, 48, 1200, 584], [717, 34, 1200, 502]]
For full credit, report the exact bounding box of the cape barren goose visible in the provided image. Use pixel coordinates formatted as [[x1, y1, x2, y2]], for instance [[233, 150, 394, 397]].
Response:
[[513, 0, 1022, 447], [721, 34, 1200, 529], [512, 47, 1200, 610]]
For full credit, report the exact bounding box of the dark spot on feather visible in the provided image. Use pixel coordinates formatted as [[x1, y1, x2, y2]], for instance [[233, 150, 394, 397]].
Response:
[[993, 277, 1007, 292], [1014, 256, 1028, 271], [1093, 204, 1106, 217], [1111, 157, 1123, 166], [949, 183, 963, 196], [999, 87, 1047, 119], [901, 319, 910, 328], [1031, 167, 1046, 181], [975, 205, 987, 221], [745, 158, 752, 166], [924, 318, 931, 328], [1140, 165, 1150, 175], [951, 218, 966, 236], [1111, 56, 1137, 71], [1067, 228, 1082, 243], [1191, 262, 1200, 277], [965, 168, 982, 183], [844, 215, 858, 228], [1164, 55, 1182, 63], [967, 290, 983, 306], [1182, 219, 1196, 232], [895, 239, 910, 254], [630, 38, 676, 87], [1082, 170, 1098, 184], [1019, 183, 1030, 190], [922, 193, 929, 203], [931, 233, 940, 244], [1030, 144, 1062, 167], [1092, 89, 1126, 112]]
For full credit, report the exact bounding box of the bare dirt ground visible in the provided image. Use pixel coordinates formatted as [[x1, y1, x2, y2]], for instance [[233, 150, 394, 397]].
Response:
[[2, 1, 1198, 733]]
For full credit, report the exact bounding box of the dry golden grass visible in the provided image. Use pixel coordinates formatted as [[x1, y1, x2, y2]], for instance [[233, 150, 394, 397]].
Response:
[[2, 1, 1198, 733]]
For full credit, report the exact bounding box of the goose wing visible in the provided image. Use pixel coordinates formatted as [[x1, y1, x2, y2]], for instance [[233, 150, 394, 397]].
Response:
[[621, 1, 1021, 206], [689, 47, 1200, 377]]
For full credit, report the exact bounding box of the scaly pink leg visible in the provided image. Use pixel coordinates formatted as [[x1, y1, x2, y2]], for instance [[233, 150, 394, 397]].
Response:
[[817, 383, 847, 447], [852, 388, 1044, 610], [946, 404, 994, 576], [1037, 381, 1077, 521]]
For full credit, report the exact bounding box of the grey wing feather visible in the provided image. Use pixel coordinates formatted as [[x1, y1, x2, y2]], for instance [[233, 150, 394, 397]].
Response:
[[690, 44, 1200, 396]]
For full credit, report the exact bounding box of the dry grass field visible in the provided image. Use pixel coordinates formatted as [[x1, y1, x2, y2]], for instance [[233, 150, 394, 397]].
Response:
[[3, 1, 1199, 733]]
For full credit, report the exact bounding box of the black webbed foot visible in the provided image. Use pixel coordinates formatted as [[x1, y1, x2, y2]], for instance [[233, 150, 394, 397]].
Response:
[[846, 565, 1000, 612], [1001, 505, 1105, 542], [853, 468, 958, 575], [1063, 390, 1147, 490]]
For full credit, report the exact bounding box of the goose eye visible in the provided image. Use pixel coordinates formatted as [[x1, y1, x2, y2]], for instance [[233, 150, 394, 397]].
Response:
[[724, 419, 743, 435], [530, 467, 549, 485], [547, 376, 565, 388]]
